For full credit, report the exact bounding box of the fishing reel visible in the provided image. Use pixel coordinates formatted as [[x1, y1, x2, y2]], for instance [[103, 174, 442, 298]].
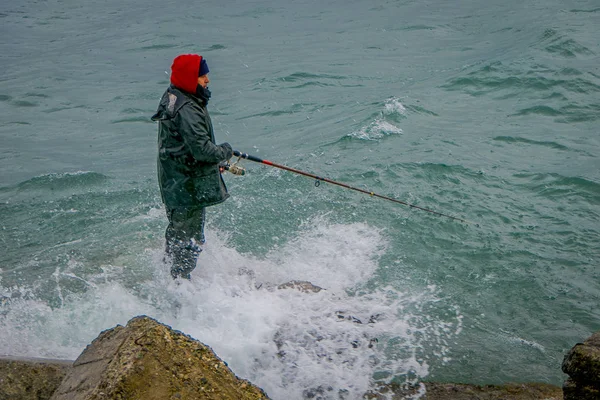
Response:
[[221, 156, 246, 176]]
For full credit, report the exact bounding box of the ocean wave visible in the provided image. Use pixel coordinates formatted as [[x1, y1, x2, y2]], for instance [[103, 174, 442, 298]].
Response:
[[443, 64, 600, 96], [512, 103, 600, 123], [282, 72, 348, 82], [43, 104, 85, 114], [382, 96, 406, 116], [10, 100, 38, 107], [569, 8, 600, 13], [111, 116, 154, 124], [442, 59, 600, 122], [287, 80, 337, 89], [400, 25, 435, 31], [399, 162, 480, 184], [349, 120, 403, 140], [537, 28, 595, 58], [493, 136, 569, 151], [512, 172, 600, 205], [277, 72, 353, 90], [237, 102, 331, 120], [129, 43, 179, 52], [498, 329, 546, 353], [13, 171, 110, 192], [346, 97, 405, 140], [404, 104, 439, 116], [206, 44, 226, 50]]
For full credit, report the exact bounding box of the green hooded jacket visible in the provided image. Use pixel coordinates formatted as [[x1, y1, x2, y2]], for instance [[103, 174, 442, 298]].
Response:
[[151, 85, 233, 209]]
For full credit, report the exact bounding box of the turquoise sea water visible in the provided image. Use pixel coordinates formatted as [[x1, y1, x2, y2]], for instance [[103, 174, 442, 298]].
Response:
[[1, 0, 598, 398]]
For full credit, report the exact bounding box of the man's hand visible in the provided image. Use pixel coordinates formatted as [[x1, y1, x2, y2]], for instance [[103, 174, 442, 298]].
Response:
[[221, 142, 233, 159]]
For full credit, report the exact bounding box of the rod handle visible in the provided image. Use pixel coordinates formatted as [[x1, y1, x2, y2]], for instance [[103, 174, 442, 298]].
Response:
[[233, 150, 264, 163]]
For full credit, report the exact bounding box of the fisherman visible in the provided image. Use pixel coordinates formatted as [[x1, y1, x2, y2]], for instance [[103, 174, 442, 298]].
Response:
[[151, 54, 233, 279]]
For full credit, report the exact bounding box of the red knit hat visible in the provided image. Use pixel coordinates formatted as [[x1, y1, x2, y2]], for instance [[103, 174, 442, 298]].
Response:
[[170, 54, 202, 94]]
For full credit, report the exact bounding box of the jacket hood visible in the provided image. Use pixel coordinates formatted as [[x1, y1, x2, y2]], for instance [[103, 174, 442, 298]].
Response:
[[170, 54, 201, 94]]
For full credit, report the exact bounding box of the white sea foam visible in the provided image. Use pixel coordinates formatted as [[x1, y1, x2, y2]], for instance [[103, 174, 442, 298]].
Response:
[[350, 120, 403, 140], [383, 97, 407, 116], [348, 97, 405, 140], [498, 329, 546, 353], [0, 219, 461, 399]]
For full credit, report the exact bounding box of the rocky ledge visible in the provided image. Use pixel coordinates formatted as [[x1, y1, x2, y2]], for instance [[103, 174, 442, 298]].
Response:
[[562, 331, 600, 400], [0, 356, 71, 399], [2, 314, 598, 399], [50, 315, 268, 400]]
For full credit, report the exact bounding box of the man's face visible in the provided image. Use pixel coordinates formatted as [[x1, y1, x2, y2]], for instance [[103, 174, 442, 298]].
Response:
[[197, 74, 210, 88]]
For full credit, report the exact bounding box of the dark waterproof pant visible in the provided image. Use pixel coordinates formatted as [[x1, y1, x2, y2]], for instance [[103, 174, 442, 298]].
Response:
[[164, 207, 206, 279]]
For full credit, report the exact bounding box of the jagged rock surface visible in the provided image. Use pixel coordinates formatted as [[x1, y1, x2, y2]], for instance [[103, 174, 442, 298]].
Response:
[[0, 357, 71, 400], [277, 280, 323, 293], [5, 318, 595, 400], [562, 331, 600, 400], [50, 315, 270, 400], [367, 382, 563, 399]]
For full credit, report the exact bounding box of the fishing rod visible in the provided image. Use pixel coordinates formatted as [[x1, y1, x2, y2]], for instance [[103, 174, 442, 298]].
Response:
[[225, 150, 469, 224]]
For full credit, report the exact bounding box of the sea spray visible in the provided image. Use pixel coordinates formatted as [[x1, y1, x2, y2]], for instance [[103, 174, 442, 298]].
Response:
[[0, 218, 461, 399]]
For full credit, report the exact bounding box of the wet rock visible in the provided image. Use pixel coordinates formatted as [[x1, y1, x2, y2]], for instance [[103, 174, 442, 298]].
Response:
[[366, 382, 563, 399], [277, 280, 323, 293], [562, 331, 600, 400], [421, 382, 563, 399], [50, 315, 270, 400], [0, 356, 71, 400]]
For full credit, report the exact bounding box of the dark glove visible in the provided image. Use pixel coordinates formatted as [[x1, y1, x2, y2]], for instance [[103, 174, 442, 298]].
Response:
[[221, 142, 233, 159]]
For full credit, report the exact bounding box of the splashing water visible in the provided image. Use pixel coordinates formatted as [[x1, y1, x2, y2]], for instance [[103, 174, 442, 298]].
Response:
[[0, 218, 461, 399], [349, 97, 405, 140]]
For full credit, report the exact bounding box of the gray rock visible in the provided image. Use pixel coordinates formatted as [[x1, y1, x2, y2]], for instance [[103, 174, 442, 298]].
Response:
[[277, 280, 323, 293]]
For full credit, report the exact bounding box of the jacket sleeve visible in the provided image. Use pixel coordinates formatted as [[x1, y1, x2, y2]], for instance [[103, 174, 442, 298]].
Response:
[[176, 105, 233, 163]]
